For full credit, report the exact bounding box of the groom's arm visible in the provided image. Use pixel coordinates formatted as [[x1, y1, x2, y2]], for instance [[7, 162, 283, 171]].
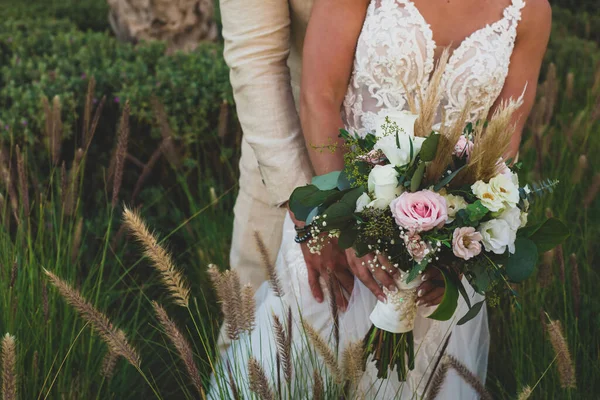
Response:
[[220, 0, 313, 206]]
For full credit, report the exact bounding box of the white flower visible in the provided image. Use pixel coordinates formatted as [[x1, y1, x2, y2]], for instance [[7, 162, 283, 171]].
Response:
[[471, 173, 520, 212], [373, 111, 425, 166], [367, 198, 393, 210], [355, 192, 372, 213], [520, 211, 528, 228], [498, 207, 521, 231], [471, 181, 504, 212], [478, 219, 517, 255], [489, 173, 520, 208], [444, 193, 468, 223], [368, 164, 403, 204]]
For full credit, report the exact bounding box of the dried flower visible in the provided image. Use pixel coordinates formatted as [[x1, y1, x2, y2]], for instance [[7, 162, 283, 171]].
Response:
[[2, 333, 17, 400], [255, 232, 283, 297], [248, 357, 274, 400], [546, 319, 576, 388]]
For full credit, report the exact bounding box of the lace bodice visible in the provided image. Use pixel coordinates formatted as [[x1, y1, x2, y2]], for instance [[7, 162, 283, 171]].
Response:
[[343, 0, 526, 136]]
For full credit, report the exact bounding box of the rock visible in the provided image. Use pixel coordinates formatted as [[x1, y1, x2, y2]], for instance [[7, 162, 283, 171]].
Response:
[[107, 0, 218, 53]]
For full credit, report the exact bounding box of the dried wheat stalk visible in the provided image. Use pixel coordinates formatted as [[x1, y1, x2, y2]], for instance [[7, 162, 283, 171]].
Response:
[[446, 355, 493, 400], [272, 313, 292, 383], [342, 341, 365, 391], [101, 351, 119, 380], [303, 321, 341, 384]]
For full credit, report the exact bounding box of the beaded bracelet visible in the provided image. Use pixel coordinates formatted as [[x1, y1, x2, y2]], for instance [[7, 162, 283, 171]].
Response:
[[294, 224, 312, 244]]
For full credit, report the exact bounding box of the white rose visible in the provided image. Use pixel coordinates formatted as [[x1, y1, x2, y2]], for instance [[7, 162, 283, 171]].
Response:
[[367, 198, 392, 210], [444, 193, 468, 223], [471, 181, 505, 212], [355, 192, 372, 213], [498, 207, 521, 231], [368, 165, 403, 203], [489, 174, 520, 209], [373, 111, 425, 166], [478, 219, 517, 255]]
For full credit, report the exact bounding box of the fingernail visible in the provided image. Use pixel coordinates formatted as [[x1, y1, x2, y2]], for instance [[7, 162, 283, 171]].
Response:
[[416, 300, 422, 306], [418, 289, 424, 297], [421, 274, 428, 282], [377, 294, 387, 304], [387, 284, 397, 292], [316, 296, 323, 303]]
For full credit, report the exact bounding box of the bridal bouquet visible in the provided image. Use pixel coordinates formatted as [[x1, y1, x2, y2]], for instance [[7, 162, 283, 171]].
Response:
[[290, 103, 568, 380]]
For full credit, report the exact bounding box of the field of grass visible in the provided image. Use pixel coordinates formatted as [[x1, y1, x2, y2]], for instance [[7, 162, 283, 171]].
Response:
[[0, 2, 598, 399]]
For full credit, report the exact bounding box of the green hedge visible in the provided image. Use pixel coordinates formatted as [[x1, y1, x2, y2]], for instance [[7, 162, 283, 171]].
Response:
[[0, 0, 110, 32], [550, 0, 598, 14], [553, 7, 600, 44], [0, 18, 232, 152]]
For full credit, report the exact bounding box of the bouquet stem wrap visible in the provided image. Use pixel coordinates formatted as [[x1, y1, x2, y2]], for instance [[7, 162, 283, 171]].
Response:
[[365, 276, 421, 381], [369, 276, 421, 333]]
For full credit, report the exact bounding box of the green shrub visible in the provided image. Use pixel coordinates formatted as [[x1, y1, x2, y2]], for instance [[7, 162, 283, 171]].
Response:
[[553, 7, 600, 44], [0, 18, 233, 164], [550, 0, 598, 14], [0, 0, 110, 32]]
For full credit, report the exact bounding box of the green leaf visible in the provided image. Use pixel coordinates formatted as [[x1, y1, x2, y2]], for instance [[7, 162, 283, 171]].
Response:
[[455, 277, 472, 309], [322, 187, 365, 230], [338, 227, 358, 249], [433, 164, 467, 191], [306, 207, 320, 225], [410, 162, 426, 192], [504, 238, 539, 283], [337, 170, 352, 191], [312, 171, 342, 191], [427, 268, 460, 321], [405, 259, 429, 283], [289, 185, 338, 221], [527, 218, 570, 253], [457, 300, 485, 326], [464, 200, 489, 222], [420, 133, 440, 162]]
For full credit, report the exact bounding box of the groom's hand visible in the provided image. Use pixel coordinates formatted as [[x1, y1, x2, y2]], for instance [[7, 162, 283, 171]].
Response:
[[299, 240, 354, 311]]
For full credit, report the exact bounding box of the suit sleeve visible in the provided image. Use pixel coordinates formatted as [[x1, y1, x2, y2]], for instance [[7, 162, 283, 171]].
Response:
[[220, 0, 314, 206]]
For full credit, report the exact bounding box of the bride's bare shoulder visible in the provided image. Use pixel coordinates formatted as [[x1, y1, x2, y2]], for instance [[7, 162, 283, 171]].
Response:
[[519, 0, 552, 34]]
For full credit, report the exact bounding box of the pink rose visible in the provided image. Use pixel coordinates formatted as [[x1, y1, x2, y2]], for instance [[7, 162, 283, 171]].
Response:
[[404, 233, 430, 262], [390, 190, 448, 232], [453, 135, 474, 159], [452, 227, 483, 260]]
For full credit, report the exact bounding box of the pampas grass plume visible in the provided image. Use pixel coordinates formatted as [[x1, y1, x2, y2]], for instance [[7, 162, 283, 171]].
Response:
[[517, 385, 533, 400], [2, 333, 17, 400], [123, 206, 190, 307], [546, 319, 577, 388], [248, 357, 274, 400], [44, 269, 141, 368], [254, 231, 283, 297], [302, 321, 341, 384]]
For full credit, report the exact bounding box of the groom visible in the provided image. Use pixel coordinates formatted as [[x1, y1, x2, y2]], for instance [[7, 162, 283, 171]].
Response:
[[220, 0, 444, 317], [220, 0, 358, 305]]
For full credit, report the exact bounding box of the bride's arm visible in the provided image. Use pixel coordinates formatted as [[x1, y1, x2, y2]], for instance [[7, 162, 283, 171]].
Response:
[[300, 0, 370, 175], [300, 0, 399, 302], [490, 0, 552, 159]]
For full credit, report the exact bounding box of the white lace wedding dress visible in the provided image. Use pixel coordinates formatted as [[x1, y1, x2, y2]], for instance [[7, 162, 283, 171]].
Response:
[[214, 0, 526, 398]]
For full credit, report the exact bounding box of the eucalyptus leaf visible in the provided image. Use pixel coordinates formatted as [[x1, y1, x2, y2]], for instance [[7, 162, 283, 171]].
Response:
[[427, 268, 460, 321], [504, 238, 539, 283], [420, 133, 440, 162], [337, 170, 352, 191], [527, 218, 570, 253], [312, 171, 342, 191], [289, 185, 338, 221], [457, 300, 485, 326]]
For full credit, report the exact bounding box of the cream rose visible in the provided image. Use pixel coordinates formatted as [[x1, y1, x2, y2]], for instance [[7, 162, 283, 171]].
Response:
[[368, 165, 403, 204], [444, 193, 468, 223], [471, 173, 520, 212], [355, 192, 372, 213], [489, 173, 520, 208]]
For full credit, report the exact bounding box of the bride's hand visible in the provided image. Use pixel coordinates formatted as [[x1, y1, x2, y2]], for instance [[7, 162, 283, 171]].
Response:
[[344, 249, 398, 304], [416, 267, 446, 307]]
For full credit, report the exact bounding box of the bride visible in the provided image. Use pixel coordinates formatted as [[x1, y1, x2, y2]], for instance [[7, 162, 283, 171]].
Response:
[[215, 0, 550, 398]]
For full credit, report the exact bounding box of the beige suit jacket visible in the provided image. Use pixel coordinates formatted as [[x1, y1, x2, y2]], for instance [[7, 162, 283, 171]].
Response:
[[221, 0, 315, 206]]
